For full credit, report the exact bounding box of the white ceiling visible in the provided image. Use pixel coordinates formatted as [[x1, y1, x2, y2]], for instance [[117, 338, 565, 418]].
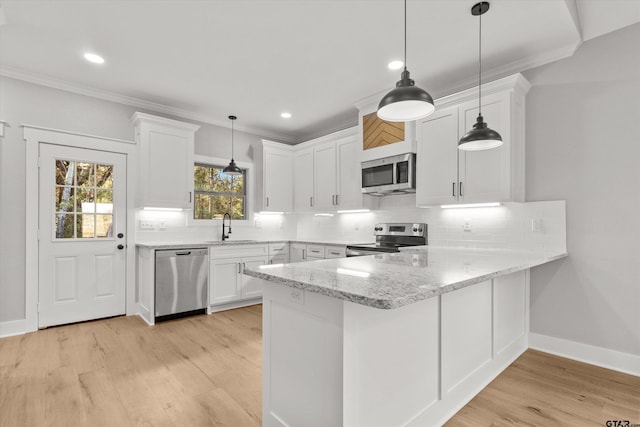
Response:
[[0, 0, 637, 143]]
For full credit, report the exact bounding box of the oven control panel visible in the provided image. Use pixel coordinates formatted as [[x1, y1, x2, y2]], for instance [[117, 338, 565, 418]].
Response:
[[374, 223, 426, 237]]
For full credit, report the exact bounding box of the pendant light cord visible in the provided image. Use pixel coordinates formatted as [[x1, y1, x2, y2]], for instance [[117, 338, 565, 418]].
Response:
[[231, 118, 234, 159], [478, 3, 482, 116], [404, 0, 407, 69]]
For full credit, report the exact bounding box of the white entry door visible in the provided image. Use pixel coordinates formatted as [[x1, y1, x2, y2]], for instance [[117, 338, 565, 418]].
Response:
[[38, 143, 127, 328]]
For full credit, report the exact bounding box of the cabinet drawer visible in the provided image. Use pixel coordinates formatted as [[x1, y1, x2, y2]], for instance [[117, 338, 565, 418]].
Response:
[[306, 244, 325, 258], [211, 244, 268, 259], [325, 246, 346, 259], [269, 242, 289, 256]]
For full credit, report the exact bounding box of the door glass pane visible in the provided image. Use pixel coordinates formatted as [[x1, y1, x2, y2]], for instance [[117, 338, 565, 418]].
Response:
[[53, 159, 115, 240], [96, 215, 113, 238], [96, 164, 113, 188], [76, 188, 95, 212], [96, 189, 113, 208], [77, 214, 95, 238], [55, 186, 75, 212], [54, 213, 75, 239], [56, 160, 75, 186], [76, 163, 95, 187]]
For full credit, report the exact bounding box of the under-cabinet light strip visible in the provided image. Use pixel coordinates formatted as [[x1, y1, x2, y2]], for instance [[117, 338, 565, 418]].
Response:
[[440, 202, 501, 209]]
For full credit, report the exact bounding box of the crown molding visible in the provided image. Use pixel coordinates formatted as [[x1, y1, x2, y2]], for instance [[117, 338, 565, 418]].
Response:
[[0, 65, 296, 144]]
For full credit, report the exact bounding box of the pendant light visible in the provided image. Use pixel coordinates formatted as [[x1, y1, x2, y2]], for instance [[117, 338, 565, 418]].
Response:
[[458, 2, 502, 151], [377, 0, 434, 122], [223, 115, 242, 175]]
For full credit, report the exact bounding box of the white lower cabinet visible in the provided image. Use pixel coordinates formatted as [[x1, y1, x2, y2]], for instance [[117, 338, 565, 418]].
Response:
[[325, 245, 346, 259], [209, 244, 268, 308], [209, 258, 242, 305], [268, 242, 290, 265], [289, 243, 347, 263], [261, 269, 528, 427], [290, 243, 307, 263]]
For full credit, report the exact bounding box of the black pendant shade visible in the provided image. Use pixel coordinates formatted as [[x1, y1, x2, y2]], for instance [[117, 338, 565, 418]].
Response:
[[458, 1, 503, 151], [458, 114, 502, 151], [378, 68, 435, 122], [223, 115, 242, 175], [377, 0, 434, 122]]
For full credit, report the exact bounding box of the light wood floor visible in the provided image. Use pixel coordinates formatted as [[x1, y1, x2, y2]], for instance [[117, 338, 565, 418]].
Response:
[[1, 306, 638, 427]]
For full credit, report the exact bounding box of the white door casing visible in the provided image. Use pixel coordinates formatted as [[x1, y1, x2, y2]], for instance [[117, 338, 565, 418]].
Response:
[[38, 143, 127, 328]]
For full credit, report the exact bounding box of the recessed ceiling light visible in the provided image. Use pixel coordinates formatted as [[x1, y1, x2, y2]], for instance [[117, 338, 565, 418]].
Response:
[[387, 60, 404, 70], [84, 53, 105, 64], [280, 112, 292, 119]]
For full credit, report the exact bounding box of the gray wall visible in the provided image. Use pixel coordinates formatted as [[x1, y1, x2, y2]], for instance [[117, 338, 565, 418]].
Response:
[[524, 23, 640, 355], [0, 76, 269, 322]]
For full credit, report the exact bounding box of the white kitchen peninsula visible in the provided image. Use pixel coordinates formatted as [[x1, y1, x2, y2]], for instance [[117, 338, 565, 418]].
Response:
[[245, 247, 567, 427]]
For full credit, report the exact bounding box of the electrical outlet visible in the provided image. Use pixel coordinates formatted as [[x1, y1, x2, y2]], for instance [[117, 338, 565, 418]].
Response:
[[139, 220, 154, 230], [158, 221, 166, 230], [254, 220, 262, 229], [531, 219, 543, 233], [463, 219, 471, 232]]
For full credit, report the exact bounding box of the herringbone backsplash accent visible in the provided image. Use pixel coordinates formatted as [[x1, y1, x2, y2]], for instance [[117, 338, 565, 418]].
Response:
[[362, 112, 405, 150]]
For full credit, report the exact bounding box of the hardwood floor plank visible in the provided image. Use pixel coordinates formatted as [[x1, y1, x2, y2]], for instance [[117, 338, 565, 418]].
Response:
[[2, 307, 638, 427], [78, 369, 132, 427]]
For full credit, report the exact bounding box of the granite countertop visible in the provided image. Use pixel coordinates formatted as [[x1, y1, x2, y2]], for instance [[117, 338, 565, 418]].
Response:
[[243, 246, 567, 310], [135, 239, 373, 249]]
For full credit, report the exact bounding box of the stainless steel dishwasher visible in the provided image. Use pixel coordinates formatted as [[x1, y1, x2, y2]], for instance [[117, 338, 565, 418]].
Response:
[[155, 248, 208, 321]]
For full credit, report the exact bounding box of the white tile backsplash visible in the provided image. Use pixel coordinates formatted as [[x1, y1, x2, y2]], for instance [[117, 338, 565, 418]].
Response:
[[135, 200, 566, 254], [295, 200, 566, 253]]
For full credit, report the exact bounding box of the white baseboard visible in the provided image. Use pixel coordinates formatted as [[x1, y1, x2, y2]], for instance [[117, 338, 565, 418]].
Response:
[[529, 332, 640, 377], [0, 318, 35, 338]]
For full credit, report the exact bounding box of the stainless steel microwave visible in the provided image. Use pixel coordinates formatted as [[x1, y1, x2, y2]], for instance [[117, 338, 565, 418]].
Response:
[[361, 153, 416, 196]]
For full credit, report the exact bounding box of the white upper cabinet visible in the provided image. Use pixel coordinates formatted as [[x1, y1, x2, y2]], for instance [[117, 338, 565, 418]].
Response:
[[262, 141, 294, 212], [294, 148, 315, 212], [335, 135, 362, 210], [314, 141, 337, 211], [416, 74, 529, 207], [293, 127, 373, 212], [416, 106, 460, 206], [131, 112, 200, 209]]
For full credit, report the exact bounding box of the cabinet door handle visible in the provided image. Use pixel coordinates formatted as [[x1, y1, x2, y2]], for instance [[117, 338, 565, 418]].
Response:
[[266, 197, 270, 207], [189, 191, 192, 203], [452, 182, 456, 197], [242, 262, 246, 272], [238, 262, 241, 273], [329, 251, 340, 255], [335, 194, 339, 205], [459, 182, 463, 197], [302, 249, 306, 259], [310, 197, 313, 207]]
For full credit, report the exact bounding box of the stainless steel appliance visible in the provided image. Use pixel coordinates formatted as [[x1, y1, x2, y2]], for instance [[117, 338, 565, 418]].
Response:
[[346, 223, 427, 257], [155, 248, 208, 321], [361, 153, 416, 196]]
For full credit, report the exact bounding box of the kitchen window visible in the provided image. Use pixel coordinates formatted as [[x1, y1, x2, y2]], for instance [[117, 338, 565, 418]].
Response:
[[194, 163, 246, 220]]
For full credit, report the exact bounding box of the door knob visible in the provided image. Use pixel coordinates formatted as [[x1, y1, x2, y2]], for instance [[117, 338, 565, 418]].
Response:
[[117, 233, 124, 238], [117, 244, 125, 250]]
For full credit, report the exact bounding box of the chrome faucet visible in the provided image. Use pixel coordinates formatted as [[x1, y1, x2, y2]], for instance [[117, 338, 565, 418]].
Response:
[[222, 212, 232, 241]]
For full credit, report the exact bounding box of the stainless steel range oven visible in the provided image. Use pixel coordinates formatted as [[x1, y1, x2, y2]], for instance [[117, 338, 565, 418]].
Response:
[[346, 223, 427, 257]]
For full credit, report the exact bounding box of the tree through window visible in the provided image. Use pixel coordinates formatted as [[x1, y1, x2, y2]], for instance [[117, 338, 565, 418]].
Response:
[[194, 164, 246, 220]]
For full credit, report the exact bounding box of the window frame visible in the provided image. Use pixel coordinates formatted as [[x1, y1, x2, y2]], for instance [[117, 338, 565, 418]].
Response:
[[188, 155, 254, 226]]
